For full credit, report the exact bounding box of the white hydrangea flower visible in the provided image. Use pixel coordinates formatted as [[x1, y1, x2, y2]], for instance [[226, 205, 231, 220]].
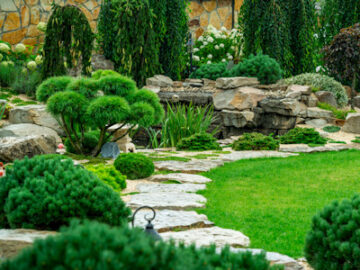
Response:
[[193, 55, 200, 62], [37, 22, 47, 32], [227, 55, 233, 60], [35, 55, 43, 65], [221, 35, 227, 39], [0, 43, 10, 53], [203, 41, 208, 46], [15, 43, 26, 53], [221, 26, 227, 32], [193, 48, 199, 53], [220, 43, 225, 48], [22, 68, 28, 74], [215, 45, 220, 50], [27, 61, 37, 71], [231, 46, 235, 50], [198, 36, 204, 42], [0, 61, 8, 67], [215, 33, 221, 39], [222, 59, 226, 63], [226, 52, 231, 56], [200, 45, 204, 49], [207, 60, 212, 64], [208, 54, 213, 59], [207, 36, 214, 43], [207, 25, 216, 32]]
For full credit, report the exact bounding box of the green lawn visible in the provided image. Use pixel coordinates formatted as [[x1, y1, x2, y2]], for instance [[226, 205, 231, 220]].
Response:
[[197, 150, 360, 258]]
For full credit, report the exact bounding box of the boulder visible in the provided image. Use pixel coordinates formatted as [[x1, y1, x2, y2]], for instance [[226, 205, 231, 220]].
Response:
[[9, 105, 64, 136], [221, 110, 255, 128], [305, 119, 328, 128], [353, 96, 360, 108], [307, 93, 318, 107], [0, 123, 62, 144], [315, 91, 337, 107], [91, 54, 114, 71], [285, 85, 311, 99], [0, 135, 57, 162], [215, 77, 259, 89], [262, 113, 297, 130], [158, 91, 213, 105], [307, 107, 333, 119], [146, 75, 173, 88], [343, 113, 360, 134], [213, 87, 267, 111], [259, 98, 303, 116]]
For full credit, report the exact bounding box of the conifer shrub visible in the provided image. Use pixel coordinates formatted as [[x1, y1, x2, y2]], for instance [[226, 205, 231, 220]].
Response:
[[0, 220, 279, 270], [279, 127, 327, 145], [176, 133, 221, 151], [64, 131, 100, 155], [86, 164, 126, 191], [65, 77, 99, 99], [190, 62, 227, 81], [232, 133, 279, 151], [114, 153, 154, 180], [305, 194, 360, 269], [36, 76, 73, 102], [0, 156, 130, 230], [96, 75, 137, 99], [91, 69, 121, 80]]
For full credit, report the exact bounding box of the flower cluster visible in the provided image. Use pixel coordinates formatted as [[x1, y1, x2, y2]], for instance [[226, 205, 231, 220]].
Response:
[[192, 25, 242, 66]]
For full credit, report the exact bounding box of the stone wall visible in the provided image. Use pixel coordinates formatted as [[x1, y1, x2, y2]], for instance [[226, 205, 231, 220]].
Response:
[[0, 0, 242, 46], [0, 0, 100, 46]]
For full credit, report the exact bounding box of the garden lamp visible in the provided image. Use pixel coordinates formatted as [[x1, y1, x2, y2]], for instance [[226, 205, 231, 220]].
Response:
[[131, 206, 162, 241], [187, 32, 195, 75]]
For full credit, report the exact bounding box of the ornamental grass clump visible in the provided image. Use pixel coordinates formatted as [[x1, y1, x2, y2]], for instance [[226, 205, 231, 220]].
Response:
[[305, 194, 360, 269], [0, 156, 130, 230], [176, 133, 221, 151], [279, 127, 327, 145], [232, 133, 279, 151], [0, 220, 279, 270], [114, 153, 154, 180]]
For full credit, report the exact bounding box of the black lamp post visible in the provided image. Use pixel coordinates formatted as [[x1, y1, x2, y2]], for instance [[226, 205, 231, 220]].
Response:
[[131, 206, 162, 241], [187, 32, 195, 76]]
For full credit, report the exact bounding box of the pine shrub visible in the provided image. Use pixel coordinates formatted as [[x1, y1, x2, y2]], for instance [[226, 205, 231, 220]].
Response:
[[114, 153, 154, 180], [305, 194, 360, 269], [0, 156, 130, 230], [279, 127, 327, 145], [0, 220, 279, 270], [65, 77, 99, 99], [36, 76, 73, 102], [91, 69, 122, 80], [64, 131, 100, 155], [232, 133, 279, 151], [96, 75, 137, 99], [176, 133, 221, 151], [86, 164, 126, 191], [190, 62, 227, 81]]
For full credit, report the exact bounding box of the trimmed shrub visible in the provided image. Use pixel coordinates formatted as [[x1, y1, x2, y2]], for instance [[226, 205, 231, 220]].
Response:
[[322, 126, 341, 133], [114, 153, 154, 180], [10, 69, 42, 97], [132, 90, 164, 124], [0, 220, 278, 270], [86, 164, 126, 191], [64, 131, 99, 155], [176, 133, 221, 151], [91, 69, 121, 80], [190, 62, 227, 81], [281, 73, 348, 107], [36, 76, 73, 102], [0, 156, 130, 230], [65, 77, 99, 99], [232, 133, 279, 151], [279, 127, 327, 145], [225, 54, 282, 84], [96, 75, 137, 99], [305, 194, 360, 269]]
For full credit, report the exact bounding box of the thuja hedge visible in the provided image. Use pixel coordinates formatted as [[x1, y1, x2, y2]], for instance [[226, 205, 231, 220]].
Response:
[[0, 156, 130, 230], [0, 220, 281, 270]]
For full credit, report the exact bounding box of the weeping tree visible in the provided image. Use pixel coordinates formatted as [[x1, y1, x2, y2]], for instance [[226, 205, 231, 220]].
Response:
[[42, 4, 94, 78]]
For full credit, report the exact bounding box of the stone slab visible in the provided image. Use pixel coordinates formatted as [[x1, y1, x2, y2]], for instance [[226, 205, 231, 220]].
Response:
[[132, 210, 213, 233], [160, 226, 250, 248], [136, 183, 206, 193], [279, 144, 354, 153], [149, 173, 212, 184], [221, 151, 297, 162], [154, 160, 224, 173], [126, 192, 207, 210]]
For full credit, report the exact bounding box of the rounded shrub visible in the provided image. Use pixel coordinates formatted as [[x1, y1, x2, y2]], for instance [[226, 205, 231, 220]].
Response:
[[281, 73, 348, 107], [232, 133, 279, 151], [92, 69, 122, 80], [225, 54, 282, 84], [64, 131, 99, 155], [176, 133, 221, 151], [86, 164, 126, 191], [279, 127, 327, 145], [133, 89, 164, 124], [305, 194, 360, 269], [97, 75, 137, 99], [36, 76, 73, 102], [0, 156, 130, 230], [129, 102, 155, 127], [114, 153, 154, 180], [0, 220, 278, 270], [65, 77, 99, 99], [190, 62, 227, 81]]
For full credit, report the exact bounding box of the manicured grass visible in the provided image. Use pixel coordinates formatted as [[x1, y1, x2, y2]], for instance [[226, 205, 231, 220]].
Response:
[[197, 150, 360, 258]]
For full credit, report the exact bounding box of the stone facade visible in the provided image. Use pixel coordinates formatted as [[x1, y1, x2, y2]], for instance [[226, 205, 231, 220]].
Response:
[[0, 0, 242, 46]]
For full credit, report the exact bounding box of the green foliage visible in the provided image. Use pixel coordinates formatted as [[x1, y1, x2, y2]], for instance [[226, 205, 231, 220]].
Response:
[[97, 75, 137, 99], [318, 0, 360, 48], [176, 133, 221, 151], [279, 127, 327, 145], [317, 102, 355, 120], [91, 69, 121, 80], [190, 62, 227, 80], [85, 164, 126, 191], [281, 73, 348, 107], [0, 64, 16, 87], [114, 153, 154, 180], [305, 194, 360, 269], [232, 133, 280, 151], [239, 0, 316, 76], [65, 77, 99, 99], [0, 220, 279, 270], [225, 54, 282, 84], [36, 76, 73, 102], [132, 89, 164, 124], [322, 125, 341, 133], [64, 131, 99, 155], [10, 69, 41, 97], [42, 4, 94, 78], [0, 156, 130, 230], [323, 23, 360, 92]]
